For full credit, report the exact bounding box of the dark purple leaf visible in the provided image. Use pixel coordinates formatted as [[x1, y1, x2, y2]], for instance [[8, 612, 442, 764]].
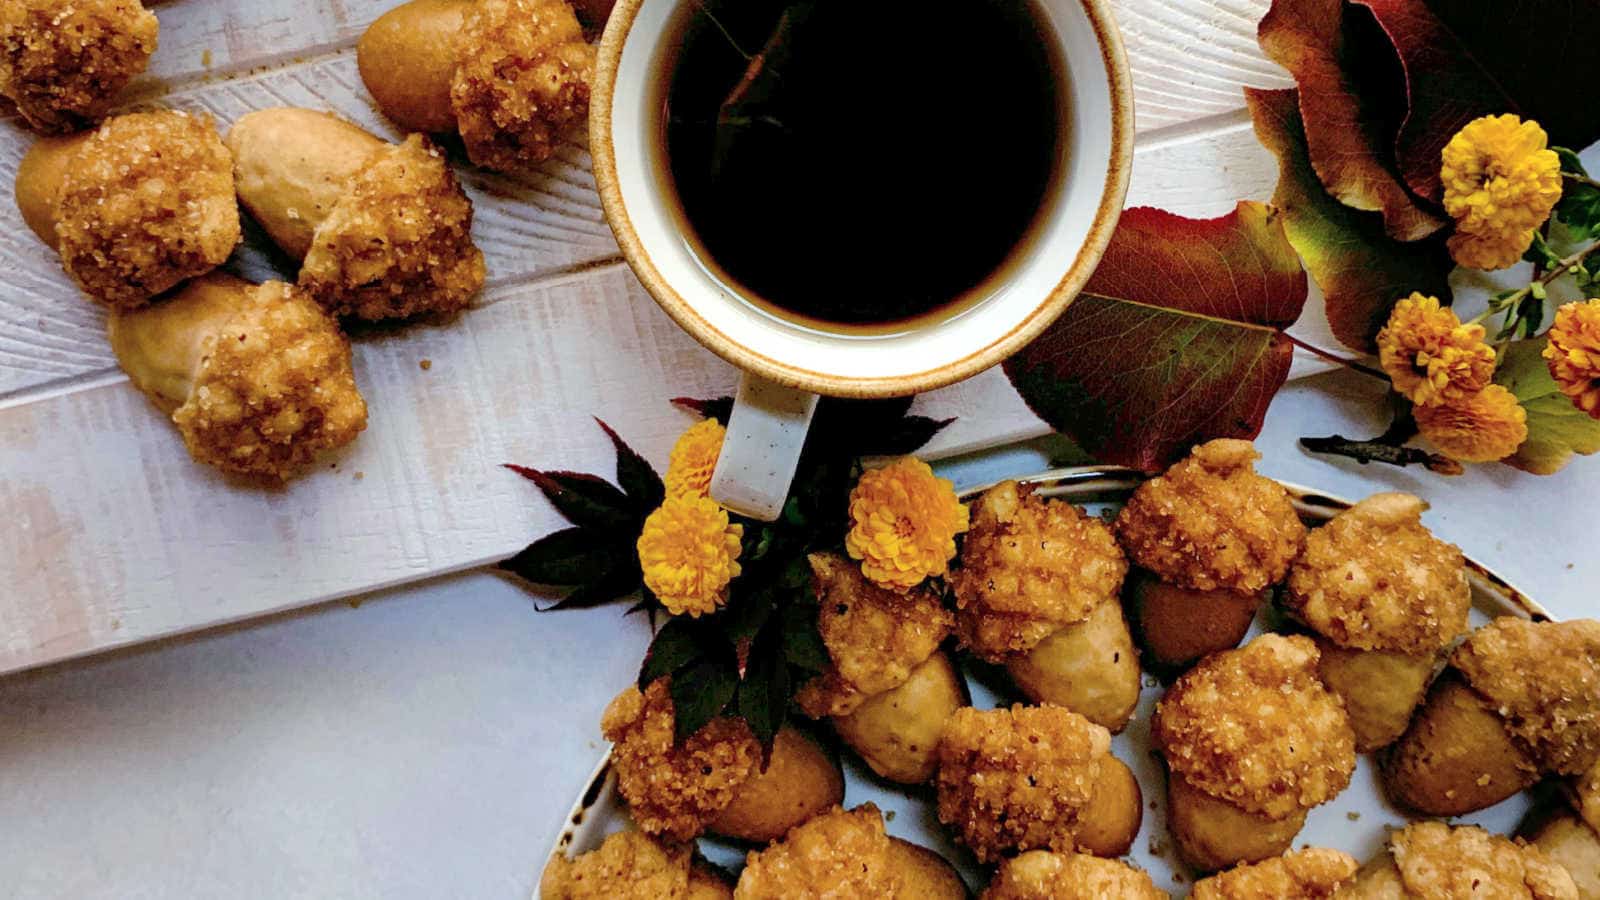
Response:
[[595, 419, 665, 515], [671, 396, 735, 424], [505, 465, 634, 532], [499, 528, 626, 588]]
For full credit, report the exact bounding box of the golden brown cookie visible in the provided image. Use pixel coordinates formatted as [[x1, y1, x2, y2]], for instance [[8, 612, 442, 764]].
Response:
[[108, 275, 368, 479], [0, 0, 157, 132], [936, 704, 1140, 863], [1152, 634, 1355, 871]]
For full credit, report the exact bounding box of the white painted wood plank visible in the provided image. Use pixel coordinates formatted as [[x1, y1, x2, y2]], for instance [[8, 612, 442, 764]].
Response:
[[2, 0, 1328, 673]]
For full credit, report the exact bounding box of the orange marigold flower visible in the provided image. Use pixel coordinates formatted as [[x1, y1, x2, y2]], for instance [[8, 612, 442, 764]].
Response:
[[1441, 114, 1561, 270], [664, 419, 726, 497], [637, 494, 743, 617], [845, 456, 969, 592], [1377, 293, 1496, 407], [1544, 299, 1600, 419], [1414, 385, 1529, 463]]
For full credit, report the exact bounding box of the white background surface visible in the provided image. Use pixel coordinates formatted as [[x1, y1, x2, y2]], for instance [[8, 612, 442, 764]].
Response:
[[2, 367, 1594, 899]]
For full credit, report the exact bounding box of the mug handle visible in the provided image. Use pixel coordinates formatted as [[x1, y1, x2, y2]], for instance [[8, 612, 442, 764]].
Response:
[[709, 374, 820, 522]]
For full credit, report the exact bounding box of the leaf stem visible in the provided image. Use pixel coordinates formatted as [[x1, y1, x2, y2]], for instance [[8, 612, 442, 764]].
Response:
[[1281, 333, 1388, 381]]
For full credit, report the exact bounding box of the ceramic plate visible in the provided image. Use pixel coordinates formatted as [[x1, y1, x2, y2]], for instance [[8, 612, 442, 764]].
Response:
[[535, 467, 1552, 897]]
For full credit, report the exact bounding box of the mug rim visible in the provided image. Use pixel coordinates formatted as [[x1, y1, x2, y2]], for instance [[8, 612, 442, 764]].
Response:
[[590, 0, 1135, 399]]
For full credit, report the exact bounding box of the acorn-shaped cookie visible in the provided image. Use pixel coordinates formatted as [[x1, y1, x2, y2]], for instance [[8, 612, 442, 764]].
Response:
[[1114, 440, 1306, 673], [1284, 493, 1471, 751], [982, 851, 1166, 900], [107, 274, 369, 478], [1384, 617, 1600, 817], [1340, 822, 1578, 899], [540, 830, 732, 899], [1528, 762, 1600, 900], [357, 0, 594, 175], [1152, 634, 1356, 872], [601, 678, 843, 844], [951, 481, 1140, 732], [226, 108, 485, 321], [1189, 848, 1358, 899], [16, 109, 240, 309], [936, 704, 1142, 863], [733, 804, 968, 900], [0, 0, 158, 133], [795, 552, 966, 784]]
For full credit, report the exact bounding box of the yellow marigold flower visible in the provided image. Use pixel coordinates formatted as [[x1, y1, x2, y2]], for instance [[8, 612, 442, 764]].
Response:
[[1544, 299, 1600, 419], [1441, 114, 1562, 270], [637, 494, 743, 617], [1414, 384, 1529, 463], [1376, 293, 1496, 407], [845, 456, 969, 592], [664, 419, 726, 497]]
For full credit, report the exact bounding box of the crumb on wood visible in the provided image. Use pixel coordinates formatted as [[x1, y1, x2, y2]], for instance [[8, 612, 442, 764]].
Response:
[[420, 359, 433, 371]]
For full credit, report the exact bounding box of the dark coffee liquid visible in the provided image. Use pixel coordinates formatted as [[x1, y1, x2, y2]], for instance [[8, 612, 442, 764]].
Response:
[[658, 0, 1066, 328]]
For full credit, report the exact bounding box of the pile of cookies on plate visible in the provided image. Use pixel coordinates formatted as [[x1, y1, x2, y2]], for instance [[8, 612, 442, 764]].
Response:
[[545, 440, 1600, 898], [0, 0, 608, 479]]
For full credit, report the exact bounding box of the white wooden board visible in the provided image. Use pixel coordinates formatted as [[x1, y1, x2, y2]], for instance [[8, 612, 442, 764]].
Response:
[[1, 0, 1314, 674]]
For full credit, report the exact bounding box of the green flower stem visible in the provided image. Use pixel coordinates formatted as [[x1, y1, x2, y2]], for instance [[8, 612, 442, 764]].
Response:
[[1469, 239, 1600, 326], [1563, 171, 1600, 191]]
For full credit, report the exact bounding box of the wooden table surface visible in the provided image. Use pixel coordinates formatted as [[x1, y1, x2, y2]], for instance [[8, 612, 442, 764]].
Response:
[[3, 0, 1330, 674]]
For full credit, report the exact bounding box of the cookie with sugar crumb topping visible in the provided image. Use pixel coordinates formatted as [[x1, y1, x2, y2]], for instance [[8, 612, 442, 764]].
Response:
[[1115, 439, 1305, 594], [936, 704, 1137, 862], [1154, 634, 1355, 820], [796, 552, 952, 719], [1190, 848, 1358, 899], [1377, 822, 1578, 899], [540, 830, 730, 900], [0, 0, 157, 132], [51, 110, 240, 309], [952, 480, 1128, 660], [733, 805, 899, 900], [982, 850, 1167, 900], [451, 0, 594, 174], [1452, 617, 1600, 775], [1287, 492, 1469, 655], [600, 679, 761, 843]]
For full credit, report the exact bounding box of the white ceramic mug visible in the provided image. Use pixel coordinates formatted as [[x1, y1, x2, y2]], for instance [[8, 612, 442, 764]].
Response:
[[592, 0, 1133, 520]]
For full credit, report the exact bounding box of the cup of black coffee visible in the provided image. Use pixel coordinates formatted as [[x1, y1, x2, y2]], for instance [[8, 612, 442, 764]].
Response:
[[592, 0, 1133, 519]]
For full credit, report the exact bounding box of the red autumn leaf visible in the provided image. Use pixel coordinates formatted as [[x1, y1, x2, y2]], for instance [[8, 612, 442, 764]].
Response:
[[1258, 0, 1444, 241], [1003, 203, 1308, 472], [1353, 0, 1600, 204], [1248, 87, 1453, 351]]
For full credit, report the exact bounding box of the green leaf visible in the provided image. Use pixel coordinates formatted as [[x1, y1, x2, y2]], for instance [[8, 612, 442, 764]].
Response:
[[780, 599, 830, 673], [1524, 231, 1565, 271], [639, 617, 706, 686], [505, 466, 635, 533], [670, 659, 740, 741], [499, 528, 626, 588], [1495, 340, 1600, 475], [736, 621, 790, 748], [595, 419, 665, 516]]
